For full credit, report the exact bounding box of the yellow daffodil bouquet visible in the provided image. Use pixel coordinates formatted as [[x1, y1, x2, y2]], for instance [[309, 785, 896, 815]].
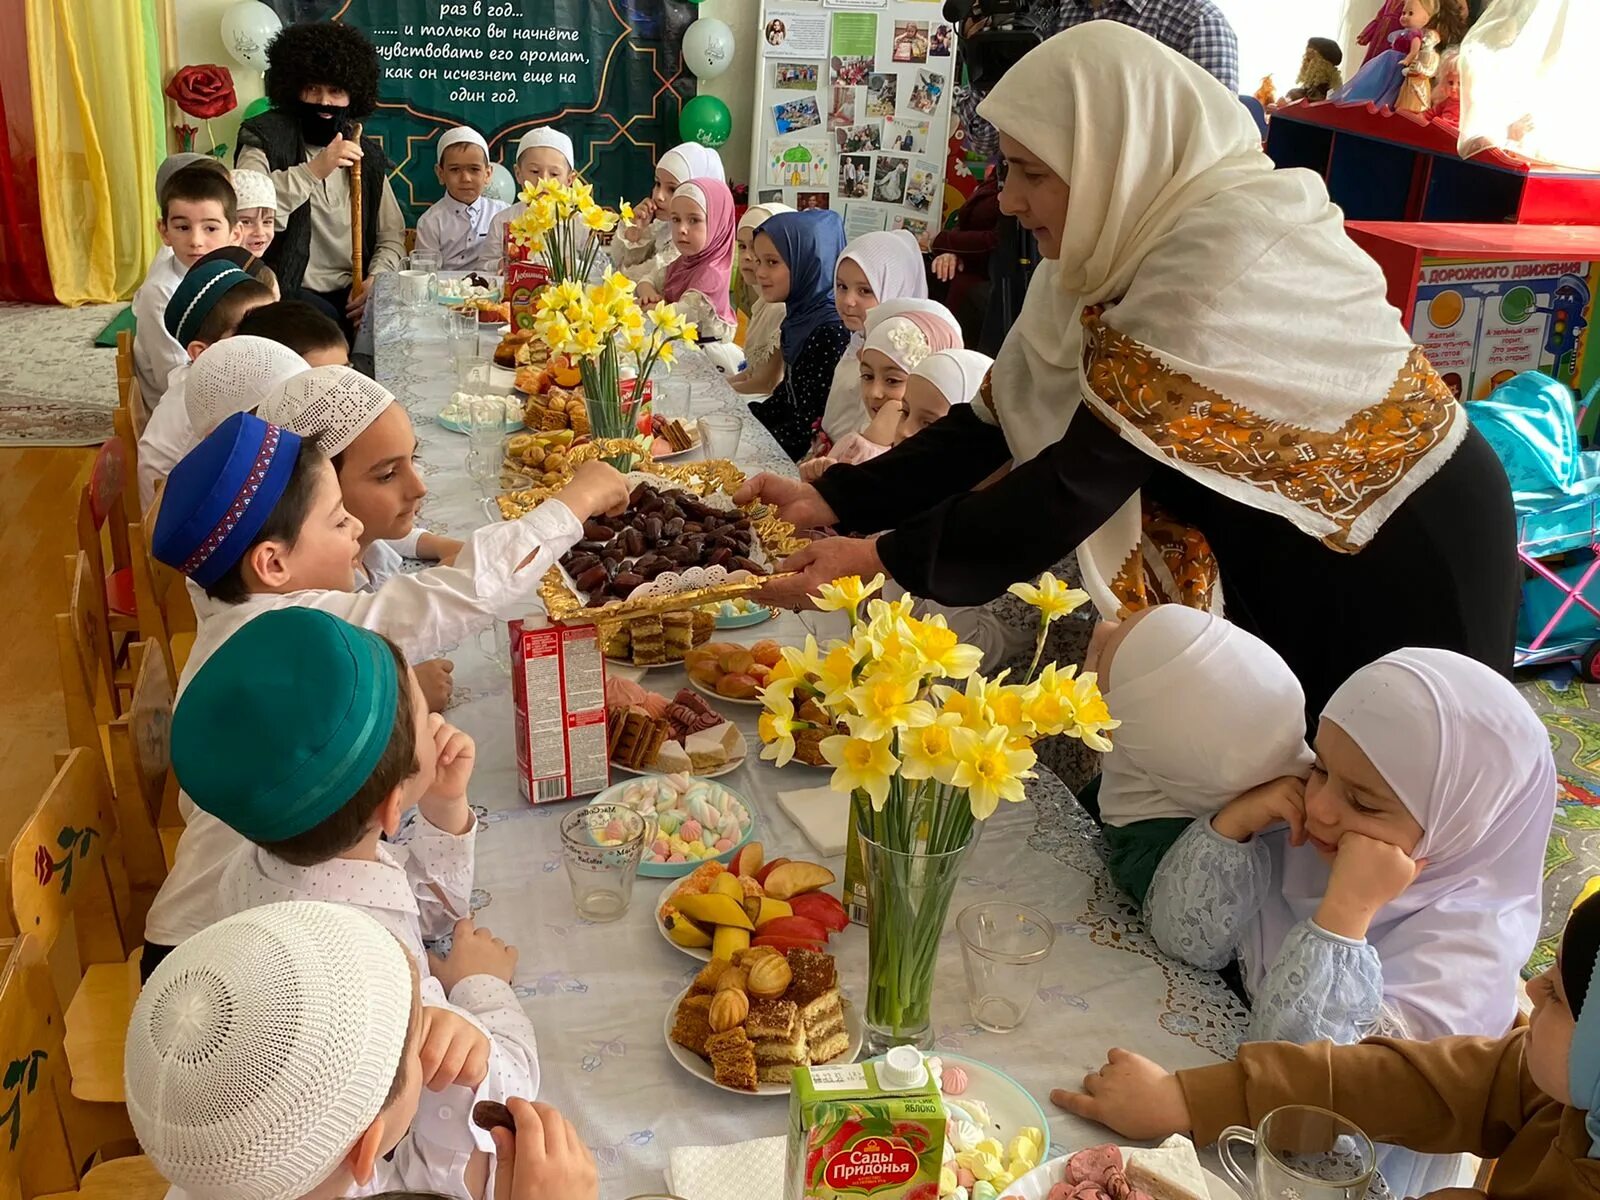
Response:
[[506, 176, 620, 285], [754, 571, 1116, 1051], [531, 273, 699, 469]]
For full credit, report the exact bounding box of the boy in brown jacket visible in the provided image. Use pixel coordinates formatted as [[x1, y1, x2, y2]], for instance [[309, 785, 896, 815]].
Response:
[[1055, 891, 1600, 1198]]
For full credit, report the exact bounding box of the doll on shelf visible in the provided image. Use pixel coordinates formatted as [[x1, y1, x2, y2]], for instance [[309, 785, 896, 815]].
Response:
[[1333, 0, 1439, 109], [1285, 37, 1344, 102], [1430, 48, 1462, 124], [1396, 24, 1442, 112], [1356, 0, 1405, 66]]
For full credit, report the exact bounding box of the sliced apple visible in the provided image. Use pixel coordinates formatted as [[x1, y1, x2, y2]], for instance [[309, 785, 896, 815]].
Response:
[[761, 861, 838, 900], [754, 857, 791, 888], [731, 841, 765, 879]]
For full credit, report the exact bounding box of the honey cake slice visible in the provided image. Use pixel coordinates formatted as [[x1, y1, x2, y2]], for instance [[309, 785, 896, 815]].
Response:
[[705, 1026, 758, 1091], [670, 993, 714, 1057]]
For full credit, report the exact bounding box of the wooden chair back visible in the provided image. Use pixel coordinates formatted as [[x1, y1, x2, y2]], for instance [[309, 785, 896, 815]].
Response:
[[106, 644, 173, 932], [114, 330, 134, 409], [77, 441, 132, 592], [128, 489, 186, 682], [56, 551, 118, 749], [0, 936, 79, 1199], [5, 750, 133, 971]]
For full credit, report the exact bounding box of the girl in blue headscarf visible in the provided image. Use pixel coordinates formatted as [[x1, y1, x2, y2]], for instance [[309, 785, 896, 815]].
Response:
[[1053, 888, 1600, 1198], [747, 210, 854, 460]]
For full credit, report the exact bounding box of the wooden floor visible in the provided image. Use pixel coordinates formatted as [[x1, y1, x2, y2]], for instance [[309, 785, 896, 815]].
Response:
[[0, 446, 95, 848]]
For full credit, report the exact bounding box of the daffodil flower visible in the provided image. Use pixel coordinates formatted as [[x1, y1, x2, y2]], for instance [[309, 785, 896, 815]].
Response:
[[657, 340, 677, 366], [934, 674, 993, 733], [1008, 572, 1090, 626], [820, 732, 901, 810], [845, 671, 933, 741], [569, 326, 605, 358], [757, 689, 806, 767], [951, 725, 1036, 819], [899, 712, 965, 784], [813, 642, 863, 710], [1066, 669, 1120, 751], [1020, 662, 1077, 737], [813, 573, 885, 623], [619, 200, 636, 223], [915, 617, 983, 681], [779, 635, 825, 682]]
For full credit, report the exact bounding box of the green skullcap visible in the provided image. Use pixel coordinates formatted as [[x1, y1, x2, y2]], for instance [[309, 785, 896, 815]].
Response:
[[172, 608, 401, 842]]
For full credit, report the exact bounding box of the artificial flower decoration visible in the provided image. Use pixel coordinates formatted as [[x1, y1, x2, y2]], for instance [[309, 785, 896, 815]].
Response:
[[165, 64, 238, 157]]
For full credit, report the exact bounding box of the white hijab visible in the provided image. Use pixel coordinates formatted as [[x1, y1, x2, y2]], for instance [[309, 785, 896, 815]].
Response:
[[823, 300, 950, 445], [911, 349, 993, 409], [1249, 648, 1555, 1040], [821, 233, 931, 441], [860, 301, 962, 373], [1099, 606, 1312, 828], [975, 24, 1459, 617], [184, 337, 309, 436], [658, 143, 726, 186], [739, 203, 795, 367]]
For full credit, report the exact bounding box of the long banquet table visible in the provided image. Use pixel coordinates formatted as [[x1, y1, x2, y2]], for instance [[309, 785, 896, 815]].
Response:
[[370, 275, 1248, 1195]]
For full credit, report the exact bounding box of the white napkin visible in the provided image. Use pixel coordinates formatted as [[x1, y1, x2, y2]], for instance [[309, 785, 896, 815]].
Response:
[[665, 1134, 786, 1200], [776, 785, 851, 857]]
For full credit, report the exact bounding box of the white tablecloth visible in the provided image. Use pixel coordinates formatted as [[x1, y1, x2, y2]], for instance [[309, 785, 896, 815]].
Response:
[[370, 276, 1248, 1197]]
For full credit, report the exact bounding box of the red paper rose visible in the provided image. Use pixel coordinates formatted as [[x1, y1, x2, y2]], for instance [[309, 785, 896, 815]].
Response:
[[165, 64, 238, 120]]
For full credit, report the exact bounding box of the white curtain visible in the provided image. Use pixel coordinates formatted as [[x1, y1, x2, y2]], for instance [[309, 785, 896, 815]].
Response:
[[1216, 0, 1351, 94]]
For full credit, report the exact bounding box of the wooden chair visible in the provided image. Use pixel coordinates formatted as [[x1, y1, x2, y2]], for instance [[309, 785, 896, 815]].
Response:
[[75, 441, 137, 634], [56, 552, 122, 753], [126, 489, 193, 685], [105, 644, 174, 934], [6, 750, 140, 1107], [0, 936, 163, 1200]]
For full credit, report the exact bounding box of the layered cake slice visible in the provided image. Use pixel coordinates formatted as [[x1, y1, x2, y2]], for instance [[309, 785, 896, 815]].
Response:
[[786, 949, 849, 1064], [746, 998, 808, 1085], [705, 1026, 758, 1091]]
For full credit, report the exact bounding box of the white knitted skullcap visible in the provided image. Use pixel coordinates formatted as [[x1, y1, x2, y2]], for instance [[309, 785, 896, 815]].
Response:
[[257, 364, 397, 456], [185, 337, 309, 435], [437, 125, 490, 164], [125, 902, 414, 1200], [232, 169, 277, 212], [515, 126, 575, 168]]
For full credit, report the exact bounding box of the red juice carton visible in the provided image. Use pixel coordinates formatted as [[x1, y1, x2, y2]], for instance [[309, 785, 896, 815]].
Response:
[[506, 259, 551, 331], [509, 617, 609, 803], [787, 1047, 946, 1200]]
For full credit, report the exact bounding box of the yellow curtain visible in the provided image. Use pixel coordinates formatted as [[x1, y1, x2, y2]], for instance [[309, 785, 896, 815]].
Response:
[[27, 0, 164, 305]]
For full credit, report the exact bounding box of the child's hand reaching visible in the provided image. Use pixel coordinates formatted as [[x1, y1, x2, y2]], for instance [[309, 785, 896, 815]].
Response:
[[418, 714, 476, 834], [431, 918, 519, 992], [556, 461, 630, 520], [635, 281, 663, 305], [1317, 832, 1425, 939], [489, 1100, 600, 1200], [418, 1005, 492, 1090], [1211, 776, 1307, 844], [1050, 1048, 1192, 1140], [414, 658, 455, 713], [799, 456, 836, 483], [631, 198, 656, 227]]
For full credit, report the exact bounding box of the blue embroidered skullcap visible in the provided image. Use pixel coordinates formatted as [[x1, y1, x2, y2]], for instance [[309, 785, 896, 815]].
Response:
[[153, 412, 302, 587], [171, 608, 401, 843], [165, 260, 255, 345]]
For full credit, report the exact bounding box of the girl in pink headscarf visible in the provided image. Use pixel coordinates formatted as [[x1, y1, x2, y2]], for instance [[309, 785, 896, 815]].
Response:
[[645, 177, 737, 343], [800, 299, 961, 481]]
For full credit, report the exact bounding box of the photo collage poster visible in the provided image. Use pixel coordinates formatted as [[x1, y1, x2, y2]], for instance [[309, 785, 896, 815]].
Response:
[[753, 0, 956, 250]]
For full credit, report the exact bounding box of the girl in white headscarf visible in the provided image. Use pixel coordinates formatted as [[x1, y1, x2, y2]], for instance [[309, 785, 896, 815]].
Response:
[[1146, 646, 1555, 1197], [737, 22, 1517, 726], [611, 142, 726, 293], [815, 230, 929, 450], [730, 201, 795, 396], [803, 301, 961, 481]]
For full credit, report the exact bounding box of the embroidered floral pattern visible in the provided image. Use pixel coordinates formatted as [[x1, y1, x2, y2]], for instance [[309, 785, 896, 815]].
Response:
[[884, 320, 932, 369], [1079, 310, 1459, 551]]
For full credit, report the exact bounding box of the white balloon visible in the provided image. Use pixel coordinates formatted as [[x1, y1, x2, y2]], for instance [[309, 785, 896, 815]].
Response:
[[486, 163, 517, 203], [682, 18, 735, 80], [220, 0, 282, 73]]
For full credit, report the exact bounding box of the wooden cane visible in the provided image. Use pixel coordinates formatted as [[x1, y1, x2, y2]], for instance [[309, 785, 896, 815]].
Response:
[[349, 122, 365, 302]]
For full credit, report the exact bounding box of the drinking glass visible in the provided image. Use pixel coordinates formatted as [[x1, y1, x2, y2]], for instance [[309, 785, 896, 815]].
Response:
[[654, 378, 690, 421], [446, 306, 477, 349], [1218, 1105, 1377, 1200], [465, 420, 505, 495], [697, 413, 742, 460], [397, 268, 431, 310], [955, 901, 1054, 1032], [457, 350, 494, 392], [408, 250, 442, 306], [560, 805, 646, 921]]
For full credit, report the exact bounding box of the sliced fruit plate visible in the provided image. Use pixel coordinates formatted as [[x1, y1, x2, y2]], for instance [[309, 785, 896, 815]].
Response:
[[657, 849, 849, 961]]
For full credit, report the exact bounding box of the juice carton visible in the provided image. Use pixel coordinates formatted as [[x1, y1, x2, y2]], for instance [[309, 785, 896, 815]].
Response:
[[787, 1047, 946, 1200], [508, 617, 610, 803]]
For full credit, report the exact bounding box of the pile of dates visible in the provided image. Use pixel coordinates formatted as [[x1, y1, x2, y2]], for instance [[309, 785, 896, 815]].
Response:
[[559, 482, 768, 605]]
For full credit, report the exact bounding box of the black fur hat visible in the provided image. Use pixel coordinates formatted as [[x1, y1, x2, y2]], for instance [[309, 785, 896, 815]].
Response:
[[263, 21, 380, 119]]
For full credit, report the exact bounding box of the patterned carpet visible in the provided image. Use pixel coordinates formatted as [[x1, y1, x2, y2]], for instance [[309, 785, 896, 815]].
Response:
[[1520, 667, 1600, 976], [0, 303, 122, 446]]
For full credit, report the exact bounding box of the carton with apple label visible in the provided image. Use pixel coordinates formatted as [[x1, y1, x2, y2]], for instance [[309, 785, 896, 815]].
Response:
[[787, 1047, 946, 1200]]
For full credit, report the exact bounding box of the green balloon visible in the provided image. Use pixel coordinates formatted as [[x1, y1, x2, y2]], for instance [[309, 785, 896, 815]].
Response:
[[241, 96, 271, 120], [679, 95, 732, 148]]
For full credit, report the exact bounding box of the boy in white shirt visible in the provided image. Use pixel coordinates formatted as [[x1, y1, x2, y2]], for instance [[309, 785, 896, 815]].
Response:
[[416, 126, 507, 271], [136, 259, 277, 509], [482, 127, 576, 273], [126, 901, 596, 1200], [132, 163, 241, 406], [142, 412, 629, 971], [174, 607, 522, 1052]]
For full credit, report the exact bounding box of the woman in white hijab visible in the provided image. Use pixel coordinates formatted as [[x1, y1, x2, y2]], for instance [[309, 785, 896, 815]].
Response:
[[1142, 646, 1554, 1197], [730, 201, 795, 397], [611, 142, 726, 292], [815, 230, 929, 449], [737, 22, 1518, 724]]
